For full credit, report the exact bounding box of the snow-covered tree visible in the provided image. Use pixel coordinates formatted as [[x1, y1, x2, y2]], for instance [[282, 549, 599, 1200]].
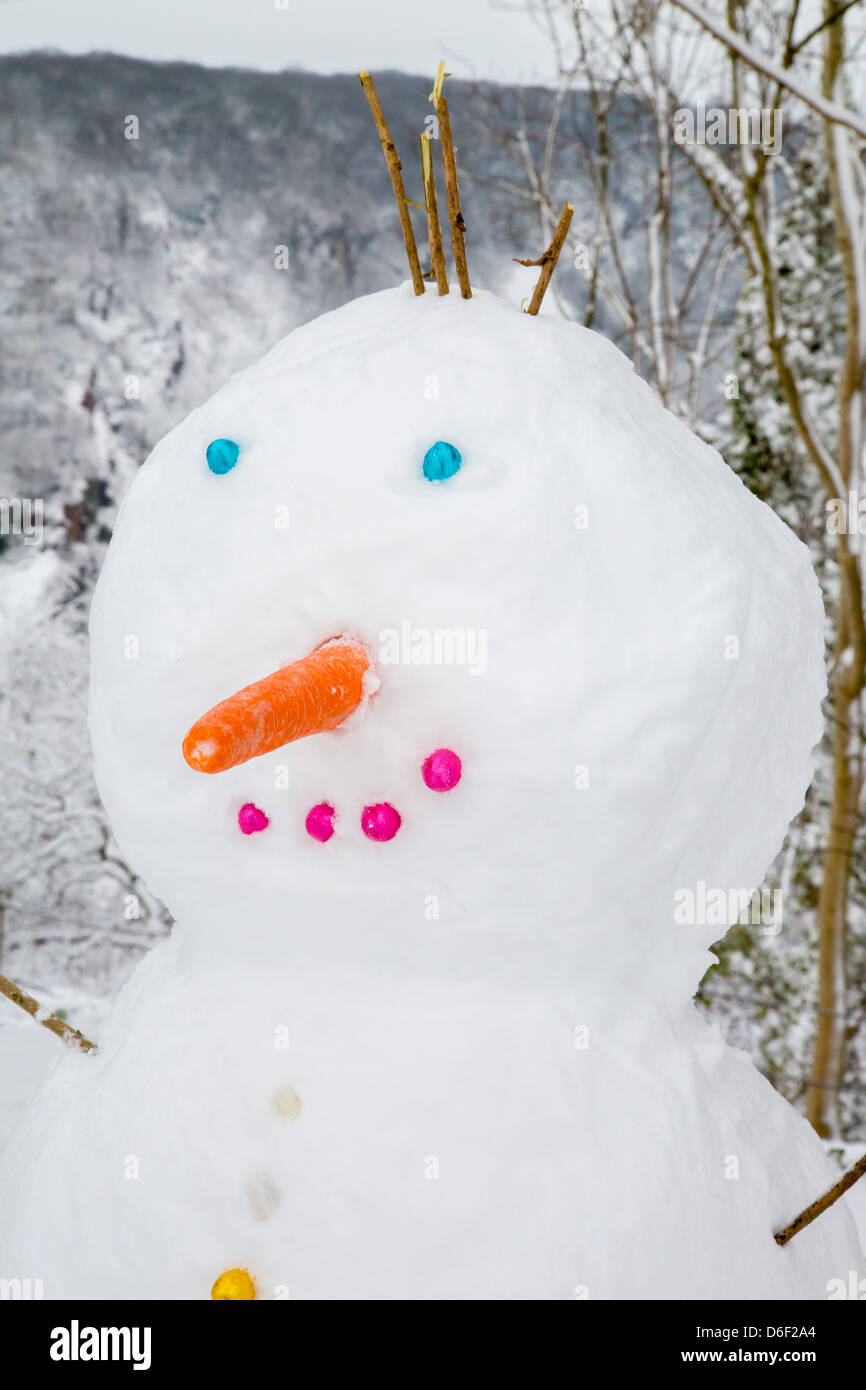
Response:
[[518, 0, 866, 1135]]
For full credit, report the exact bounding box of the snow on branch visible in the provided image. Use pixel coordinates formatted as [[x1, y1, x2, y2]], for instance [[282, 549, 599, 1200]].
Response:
[[667, 0, 866, 141]]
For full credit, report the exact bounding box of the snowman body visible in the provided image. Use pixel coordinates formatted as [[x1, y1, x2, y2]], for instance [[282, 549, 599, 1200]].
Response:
[[0, 286, 861, 1298]]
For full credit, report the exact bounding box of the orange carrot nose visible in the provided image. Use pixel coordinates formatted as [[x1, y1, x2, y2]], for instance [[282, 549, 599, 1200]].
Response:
[[182, 638, 372, 774]]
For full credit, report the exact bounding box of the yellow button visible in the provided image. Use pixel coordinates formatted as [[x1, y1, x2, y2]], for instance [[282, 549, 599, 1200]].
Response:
[[211, 1267, 256, 1300]]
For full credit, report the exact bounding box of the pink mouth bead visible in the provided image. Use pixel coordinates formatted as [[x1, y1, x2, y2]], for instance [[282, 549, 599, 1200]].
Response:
[[238, 802, 270, 834], [422, 748, 462, 792], [361, 802, 402, 841], [305, 802, 336, 842]]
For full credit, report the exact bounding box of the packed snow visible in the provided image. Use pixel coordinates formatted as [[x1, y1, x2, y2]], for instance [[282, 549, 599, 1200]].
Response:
[[0, 283, 862, 1298]]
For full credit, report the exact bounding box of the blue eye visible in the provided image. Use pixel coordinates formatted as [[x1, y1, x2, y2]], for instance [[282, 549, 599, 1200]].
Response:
[[206, 438, 240, 475], [423, 441, 462, 483]]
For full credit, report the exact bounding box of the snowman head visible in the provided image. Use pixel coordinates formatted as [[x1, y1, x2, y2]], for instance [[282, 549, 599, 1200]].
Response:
[[89, 286, 823, 988]]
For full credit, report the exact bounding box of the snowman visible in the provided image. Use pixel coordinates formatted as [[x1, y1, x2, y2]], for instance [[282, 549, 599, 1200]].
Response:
[[0, 83, 863, 1300]]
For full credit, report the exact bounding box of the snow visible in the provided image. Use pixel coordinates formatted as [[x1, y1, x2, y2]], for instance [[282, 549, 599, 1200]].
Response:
[[0, 283, 862, 1298], [834, 1145, 866, 1252], [0, 992, 105, 1154], [0, 549, 62, 662]]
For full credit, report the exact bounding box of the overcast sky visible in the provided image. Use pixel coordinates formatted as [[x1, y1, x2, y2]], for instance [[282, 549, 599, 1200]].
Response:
[[0, 0, 557, 83]]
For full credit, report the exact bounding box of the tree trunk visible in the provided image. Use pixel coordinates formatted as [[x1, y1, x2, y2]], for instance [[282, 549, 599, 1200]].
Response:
[[807, 675, 860, 1135], [806, 3, 866, 1139]]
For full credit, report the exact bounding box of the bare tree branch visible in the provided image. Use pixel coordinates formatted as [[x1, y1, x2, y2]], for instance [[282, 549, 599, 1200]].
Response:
[[0, 971, 97, 1053]]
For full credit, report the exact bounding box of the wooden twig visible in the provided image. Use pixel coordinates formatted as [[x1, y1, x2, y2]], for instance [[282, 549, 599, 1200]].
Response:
[[516, 202, 574, 316], [774, 1150, 866, 1246], [431, 77, 471, 299], [358, 71, 425, 296], [430, 60, 448, 107], [420, 134, 449, 295], [0, 971, 97, 1053]]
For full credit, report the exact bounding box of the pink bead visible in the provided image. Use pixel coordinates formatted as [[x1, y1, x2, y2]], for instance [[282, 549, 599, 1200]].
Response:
[[361, 802, 401, 841], [421, 748, 462, 792], [305, 802, 335, 842], [238, 802, 269, 834]]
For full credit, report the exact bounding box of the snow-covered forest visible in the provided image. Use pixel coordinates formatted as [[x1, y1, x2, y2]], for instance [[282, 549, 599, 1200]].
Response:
[[1, 0, 866, 1157]]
